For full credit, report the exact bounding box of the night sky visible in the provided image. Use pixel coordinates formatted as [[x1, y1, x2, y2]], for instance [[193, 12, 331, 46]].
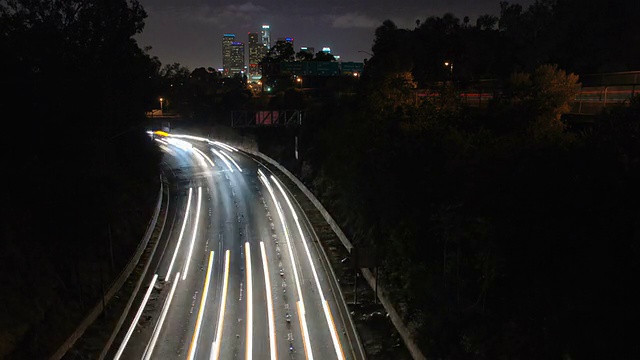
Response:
[[135, 0, 536, 71]]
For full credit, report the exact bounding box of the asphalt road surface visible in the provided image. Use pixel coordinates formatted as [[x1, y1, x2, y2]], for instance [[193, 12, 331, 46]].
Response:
[[106, 133, 363, 360]]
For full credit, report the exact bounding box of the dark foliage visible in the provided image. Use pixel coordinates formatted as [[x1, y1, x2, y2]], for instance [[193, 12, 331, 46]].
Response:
[[0, 1, 161, 358], [362, 0, 640, 88], [285, 3, 640, 358]]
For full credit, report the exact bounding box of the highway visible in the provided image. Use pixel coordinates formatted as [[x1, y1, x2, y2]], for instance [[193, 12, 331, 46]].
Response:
[[107, 132, 363, 360]]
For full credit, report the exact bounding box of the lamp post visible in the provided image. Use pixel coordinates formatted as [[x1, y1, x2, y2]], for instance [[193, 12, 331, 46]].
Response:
[[444, 61, 453, 78], [296, 76, 302, 89], [159, 97, 164, 113]]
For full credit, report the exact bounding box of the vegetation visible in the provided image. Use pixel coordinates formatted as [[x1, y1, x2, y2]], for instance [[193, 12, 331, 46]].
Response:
[[275, 1, 640, 359], [0, 1, 162, 358], [2, 0, 639, 359]]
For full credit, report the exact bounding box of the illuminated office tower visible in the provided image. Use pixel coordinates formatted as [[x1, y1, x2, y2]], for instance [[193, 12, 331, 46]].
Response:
[[277, 37, 294, 48], [300, 46, 315, 55], [222, 33, 235, 76], [248, 32, 262, 80], [229, 41, 245, 77], [261, 24, 271, 50]]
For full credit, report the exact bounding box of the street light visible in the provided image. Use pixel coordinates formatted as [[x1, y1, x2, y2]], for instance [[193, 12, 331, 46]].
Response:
[[296, 77, 302, 89], [159, 97, 164, 113], [444, 61, 453, 77]]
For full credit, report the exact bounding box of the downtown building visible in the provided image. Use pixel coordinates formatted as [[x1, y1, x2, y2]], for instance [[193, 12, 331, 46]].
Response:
[[261, 24, 271, 50], [222, 33, 235, 77], [229, 41, 245, 77], [300, 46, 315, 55], [248, 32, 262, 81], [222, 33, 245, 77], [277, 37, 294, 48]]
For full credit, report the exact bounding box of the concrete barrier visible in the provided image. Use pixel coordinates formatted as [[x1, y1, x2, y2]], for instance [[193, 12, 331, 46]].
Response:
[[360, 269, 426, 360], [49, 177, 164, 360], [97, 175, 171, 360]]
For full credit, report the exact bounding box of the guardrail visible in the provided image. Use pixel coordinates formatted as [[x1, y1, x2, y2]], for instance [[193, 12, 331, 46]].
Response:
[[97, 175, 171, 360], [49, 176, 164, 360]]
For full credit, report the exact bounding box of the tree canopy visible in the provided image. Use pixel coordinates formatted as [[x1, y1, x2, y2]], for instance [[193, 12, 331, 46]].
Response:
[[1, 1, 163, 358]]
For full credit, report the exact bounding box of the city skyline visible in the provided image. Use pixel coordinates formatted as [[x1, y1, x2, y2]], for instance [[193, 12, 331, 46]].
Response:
[[134, 0, 537, 71], [222, 23, 337, 79]]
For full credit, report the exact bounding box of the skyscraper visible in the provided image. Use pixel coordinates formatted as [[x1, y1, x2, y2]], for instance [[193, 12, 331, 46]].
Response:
[[300, 46, 315, 55], [229, 42, 245, 77], [261, 24, 271, 50], [277, 37, 294, 49], [248, 32, 262, 80], [222, 34, 235, 77]]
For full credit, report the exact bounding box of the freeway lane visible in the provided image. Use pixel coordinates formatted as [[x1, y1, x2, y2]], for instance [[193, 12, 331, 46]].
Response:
[[108, 132, 362, 359]]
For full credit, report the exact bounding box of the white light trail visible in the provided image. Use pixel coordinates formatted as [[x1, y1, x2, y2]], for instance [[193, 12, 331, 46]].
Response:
[[182, 186, 203, 280], [258, 170, 314, 360], [211, 148, 234, 173], [113, 274, 158, 360], [245, 242, 253, 360], [158, 144, 176, 156], [193, 147, 216, 168], [271, 175, 345, 360], [211, 250, 231, 360], [212, 140, 238, 152], [219, 150, 242, 172], [166, 137, 193, 151], [260, 241, 278, 360], [142, 271, 181, 360], [170, 134, 208, 142], [187, 251, 215, 360], [166, 187, 193, 280]]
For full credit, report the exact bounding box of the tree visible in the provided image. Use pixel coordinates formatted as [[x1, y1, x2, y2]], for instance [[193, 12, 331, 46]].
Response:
[[504, 64, 580, 138], [261, 40, 295, 63], [296, 50, 313, 61], [0, 1, 162, 358], [476, 14, 498, 30], [314, 51, 336, 62]]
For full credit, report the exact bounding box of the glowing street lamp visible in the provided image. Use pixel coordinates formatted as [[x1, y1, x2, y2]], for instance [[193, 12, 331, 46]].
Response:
[[444, 61, 453, 77], [159, 97, 164, 112], [296, 77, 302, 89]]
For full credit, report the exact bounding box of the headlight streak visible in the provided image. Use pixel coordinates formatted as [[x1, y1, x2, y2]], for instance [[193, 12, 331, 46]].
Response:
[[270, 175, 345, 360], [193, 147, 215, 169], [113, 274, 158, 360], [219, 149, 242, 172], [212, 140, 238, 152], [193, 147, 216, 168], [211, 148, 234, 173], [169, 134, 207, 142], [245, 242, 253, 360], [257, 169, 314, 360], [186, 251, 215, 360], [158, 144, 176, 156], [165, 133, 236, 152], [165, 187, 193, 280], [260, 241, 278, 360], [166, 137, 193, 151], [211, 250, 231, 360], [182, 186, 203, 281], [141, 271, 181, 360]]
